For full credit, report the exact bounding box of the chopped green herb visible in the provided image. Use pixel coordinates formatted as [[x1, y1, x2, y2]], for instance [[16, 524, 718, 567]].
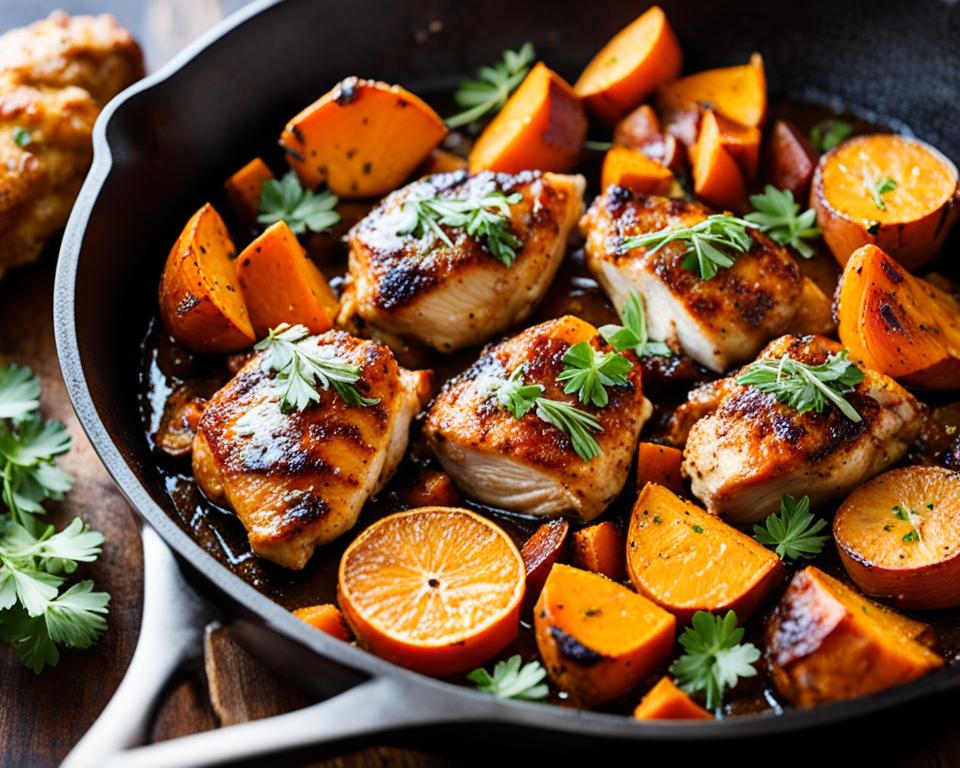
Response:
[[752, 495, 829, 561], [556, 341, 632, 408], [868, 176, 897, 211], [809, 119, 853, 154], [447, 43, 535, 128], [12, 127, 32, 148], [745, 185, 821, 258], [258, 172, 340, 235], [902, 530, 920, 543], [583, 140, 614, 152], [891, 503, 924, 545], [691, 524, 704, 534], [599, 292, 673, 358], [468, 654, 548, 701]]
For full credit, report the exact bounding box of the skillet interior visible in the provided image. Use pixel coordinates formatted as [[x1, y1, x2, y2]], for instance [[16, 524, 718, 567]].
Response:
[[56, 0, 960, 744]]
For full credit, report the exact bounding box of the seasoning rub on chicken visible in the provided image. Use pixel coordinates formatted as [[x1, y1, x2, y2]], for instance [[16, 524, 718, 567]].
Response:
[[681, 335, 924, 525], [580, 187, 807, 372], [424, 315, 651, 520], [340, 169, 585, 353], [192, 328, 430, 569]]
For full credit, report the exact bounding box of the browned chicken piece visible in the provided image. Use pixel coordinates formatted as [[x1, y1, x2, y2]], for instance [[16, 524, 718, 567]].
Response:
[[340, 170, 585, 353], [424, 315, 651, 520], [0, 12, 143, 279], [580, 187, 805, 372], [682, 335, 924, 525], [192, 331, 431, 569]]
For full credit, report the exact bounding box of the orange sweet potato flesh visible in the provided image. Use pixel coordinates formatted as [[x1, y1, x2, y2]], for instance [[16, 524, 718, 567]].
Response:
[[571, 521, 626, 581], [418, 148, 468, 177], [762, 119, 818, 200], [788, 277, 836, 337], [766, 566, 943, 708], [521, 519, 569, 608], [627, 483, 784, 622], [601, 146, 674, 195], [280, 77, 447, 198], [812, 134, 960, 269], [834, 466, 960, 609], [397, 468, 460, 508], [224, 157, 274, 227], [293, 604, 352, 641], [691, 109, 746, 211], [613, 104, 684, 173], [837, 244, 960, 388], [702, 109, 761, 181], [573, 6, 682, 124], [636, 442, 684, 494], [158, 203, 256, 353], [633, 676, 713, 721], [235, 220, 339, 338], [469, 62, 587, 174], [534, 563, 675, 706]]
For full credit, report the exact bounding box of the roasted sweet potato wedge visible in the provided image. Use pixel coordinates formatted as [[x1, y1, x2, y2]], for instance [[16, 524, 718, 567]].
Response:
[[613, 104, 684, 172], [601, 146, 674, 195], [418, 148, 468, 177], [626, 484, 784, 622], [293, 603, 352, 641], [636, 442, 684, 494], [224, 157, 274, 228], [521, 520, 570, 608], [700, 109, 761, 181], [571, 521, 626, 581], [534, 563, 675, 706], [766, 566, 943, 708], [158, 203, 256, 353], [691, 109, 747, 211], [633, 676, 713, 721]]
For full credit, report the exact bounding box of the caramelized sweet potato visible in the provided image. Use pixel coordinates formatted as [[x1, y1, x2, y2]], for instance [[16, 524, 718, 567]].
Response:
[[600, 146, 674, 195], [280, 77, 447, 198], [700, 109, 761, 181], [636, 442, 684, 494], [397, 468, 460, 508], [837, 244, 960, 388], [573, 6, 682, 124], [224, 157, 274, 228], [235, 220, 339, 337], [627, 484, 784, 622], [766, 566, 943, 708], [812, 134, 960, 269], [691, 109, 746, 211], [521, 519, 570, 608], [469, 63, 587, 174], [612, 104, 684, 172], [633, 676, 713, 721], [293, 603, 352, 641], [158, 203, 256, 353], [571, 521, 626, 581], [834, 466, 960, 609], [762, 120, 818, 200], [418, 148, 468, 177], [787, 277, 836, 337], [534, 563, 675, 706]]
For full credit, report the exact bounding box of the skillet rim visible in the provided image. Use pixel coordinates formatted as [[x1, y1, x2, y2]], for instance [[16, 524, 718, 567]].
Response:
[[52, 0, 960, 741]]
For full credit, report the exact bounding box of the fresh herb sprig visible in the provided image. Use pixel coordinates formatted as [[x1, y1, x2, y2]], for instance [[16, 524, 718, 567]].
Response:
[[868, 176, 897, 211], [809, 119, 853, 154], [447, 43, 535, 129], [557, 342, 632, 408], [670, 611, 760, 711], [0, 364, 109, 673], [396, 190, 523, 266], [599, 292, 673, 358], [468, 654, 549, 701], [891, 503, 926, 544], [746, 186, 821, 258], [258, 172, 340, 235], [491, 366, 603, 462], [620, 215, 757, 280], [753, 495, 829, 561], [736, 350, 865, 423], [256, 324, 379, 413], [12, 127, 32, 148]]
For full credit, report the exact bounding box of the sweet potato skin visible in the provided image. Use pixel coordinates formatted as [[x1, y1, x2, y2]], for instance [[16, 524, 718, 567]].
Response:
[[293, 603, 352, 641], [158, 203, 256, 353], [636, 442, 684, 494], [762, 120, 818, 200], [521, 520, 570, 609], [613, 104, 684, 172], [633, 676, 713, 720], [571, 521, 626, 580], [224, 157, 274, 227]]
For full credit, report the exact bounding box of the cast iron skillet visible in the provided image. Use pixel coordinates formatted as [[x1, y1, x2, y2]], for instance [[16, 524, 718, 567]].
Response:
[[54, 0, 960, 764]]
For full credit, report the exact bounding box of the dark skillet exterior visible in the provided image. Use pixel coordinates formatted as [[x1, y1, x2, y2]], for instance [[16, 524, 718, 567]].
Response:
[[54, 0, 960, 746]]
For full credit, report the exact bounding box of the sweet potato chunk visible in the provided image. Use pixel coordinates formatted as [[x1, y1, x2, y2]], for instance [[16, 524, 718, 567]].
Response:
[[837, 244, 960, 388], [571, 521, 625, 581], [235, 220, 339, 337], [469, 63, 587, 174], [396, 468, 460, 509], [691, 109, 746, 211], [573, 6, 682, 124], [700, 109, 760, 181], [633, 676, 713, 721], [601, 146, 674, 195], [812, 134, 959, 269], [534, 563, 675, 706], [627, 484, 784, 622], [834, 466, 960, 609], [280, 77, 447, 198], [766, 566, 943, 708], [762, 120, 818, 200], [613, 104, 684, 172], [636, 442, 684, 494], [224, 157, 274, 228], [521, 519, 570, 608], [158, 203, 256, 353], [293, 603, 352, 641], [788, 277, 836, 337], [418, 148, 467, 177]]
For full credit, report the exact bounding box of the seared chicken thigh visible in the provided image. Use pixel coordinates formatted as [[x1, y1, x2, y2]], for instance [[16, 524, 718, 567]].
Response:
[[340, 170, 584, 352], [580, 188, 804, 372], [193, 331, 430, 569], [682, 335, 924, 525], [424, 315, 651, 520]]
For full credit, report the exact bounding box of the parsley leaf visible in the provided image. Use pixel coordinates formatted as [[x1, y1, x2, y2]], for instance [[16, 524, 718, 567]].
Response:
[[0, 364, 40, 421], [736, 350, 865, 423], [745, 185, 822, 258], [620, 215, 757, 280], [670, 610, 760, 710], [255, 323, 379, 413], [468, 654, 549, 701], [809, 119, 853, 154], [891, 503, 925, 544], [557, 341, 632, 408], [752, 495, 829, 560], [447, 43, 535, 129], [598, 292, 673, 358], [868, 176, 897, 211], [12, 127, 32, 148], [258, 172, 340, 235]]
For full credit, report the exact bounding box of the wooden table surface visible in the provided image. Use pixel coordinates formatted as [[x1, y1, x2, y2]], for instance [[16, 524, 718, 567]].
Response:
[[1, 2, 960, 767]]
